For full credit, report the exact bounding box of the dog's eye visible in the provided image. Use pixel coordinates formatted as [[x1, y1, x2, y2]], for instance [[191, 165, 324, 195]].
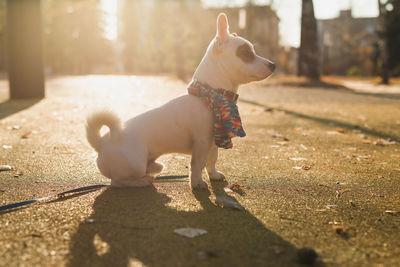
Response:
[[243, 49, 252, 58], [236, 44, 255, 63]]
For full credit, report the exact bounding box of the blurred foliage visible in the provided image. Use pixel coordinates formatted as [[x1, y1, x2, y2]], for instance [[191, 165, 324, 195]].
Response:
[[120, 0, 210, 78], [0, 0, 396, 78], [347, 66, 363, 77], [43, 0, 113, 74]]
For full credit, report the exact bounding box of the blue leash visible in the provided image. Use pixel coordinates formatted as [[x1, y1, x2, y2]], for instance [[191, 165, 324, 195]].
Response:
[[0, 184, 108, 212], [0, 175, 189, 212]]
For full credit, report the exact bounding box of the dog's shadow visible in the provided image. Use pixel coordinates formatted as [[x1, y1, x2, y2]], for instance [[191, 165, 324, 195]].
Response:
[[67, 181, 322, 266]]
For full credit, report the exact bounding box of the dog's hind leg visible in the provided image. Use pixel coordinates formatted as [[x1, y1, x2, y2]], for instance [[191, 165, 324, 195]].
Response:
[[146, 161, 164, 176], [206, 145, 225, 181]]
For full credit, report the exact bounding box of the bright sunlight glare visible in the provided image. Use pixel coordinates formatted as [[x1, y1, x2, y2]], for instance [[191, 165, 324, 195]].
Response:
[[101, 0, 118, 40]]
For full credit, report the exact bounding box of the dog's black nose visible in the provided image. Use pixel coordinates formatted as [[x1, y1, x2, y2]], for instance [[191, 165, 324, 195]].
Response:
[[269, 62, 276, 72]]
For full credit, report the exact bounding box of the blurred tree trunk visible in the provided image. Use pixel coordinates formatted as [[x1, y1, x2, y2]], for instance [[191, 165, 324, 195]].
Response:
[[378, 0, 389, 84], [7, 0, 44, 98], [298, 0, 319, 80]]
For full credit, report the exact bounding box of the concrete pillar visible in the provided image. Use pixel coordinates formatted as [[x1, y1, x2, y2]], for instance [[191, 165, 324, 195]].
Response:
[[7, 0, 44, 99]]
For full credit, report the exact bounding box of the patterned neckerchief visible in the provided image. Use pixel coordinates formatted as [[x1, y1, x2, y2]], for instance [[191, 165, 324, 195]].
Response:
[[187, 80, 246, 149]]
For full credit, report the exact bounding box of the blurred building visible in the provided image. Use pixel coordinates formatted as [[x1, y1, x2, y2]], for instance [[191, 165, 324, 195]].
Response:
[[277, 46, 298, 75], [317, 10, 378, 76]]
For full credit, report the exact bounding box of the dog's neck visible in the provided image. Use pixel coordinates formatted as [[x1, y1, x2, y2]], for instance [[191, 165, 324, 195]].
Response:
[[192, 43, 239, 93]]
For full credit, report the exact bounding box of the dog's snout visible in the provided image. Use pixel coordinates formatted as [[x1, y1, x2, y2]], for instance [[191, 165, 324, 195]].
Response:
[[264, 61, 276, 72]]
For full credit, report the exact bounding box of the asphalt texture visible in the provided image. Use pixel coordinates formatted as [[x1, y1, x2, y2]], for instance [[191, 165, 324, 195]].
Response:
[[0, 75, 399, 267]]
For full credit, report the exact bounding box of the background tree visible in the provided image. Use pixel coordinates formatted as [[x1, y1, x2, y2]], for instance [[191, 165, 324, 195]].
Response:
[[43, 0, 112, 74], [377, 0, 400, 84], [378, 0, 389, 84], [298, 0, 319, 80]]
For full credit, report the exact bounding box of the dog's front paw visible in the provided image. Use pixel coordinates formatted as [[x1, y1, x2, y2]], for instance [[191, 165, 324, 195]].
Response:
[[191, 179, 208, 190], [208, 171, 226, 181]]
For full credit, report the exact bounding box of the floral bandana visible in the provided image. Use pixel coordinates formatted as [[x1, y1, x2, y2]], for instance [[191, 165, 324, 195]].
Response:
[[187, 80, 246, 149]]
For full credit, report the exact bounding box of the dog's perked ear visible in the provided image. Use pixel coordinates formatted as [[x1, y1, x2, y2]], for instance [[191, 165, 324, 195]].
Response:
[[216, 13, 230, 46]]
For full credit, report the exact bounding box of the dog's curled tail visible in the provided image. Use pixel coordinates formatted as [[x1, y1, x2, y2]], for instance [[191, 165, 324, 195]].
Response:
[[86, 111, 122, 152]]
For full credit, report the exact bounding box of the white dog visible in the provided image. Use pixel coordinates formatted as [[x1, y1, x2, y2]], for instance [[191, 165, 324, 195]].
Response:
[[86, 13, 275, 189]]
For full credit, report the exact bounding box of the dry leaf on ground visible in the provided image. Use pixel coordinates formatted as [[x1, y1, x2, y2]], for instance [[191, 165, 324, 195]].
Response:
[[21, 132, 31, 139], [0, 165, 12, 172], [290, 157, 307, 161], [227, 182, 244, 191], [333, 225, 349, 235], [215, 195, 244, 211], [373, 139, 397, 146], [302, 165, 312, 170], [174, 228, 207, 238], [385, 210, 399, 216]]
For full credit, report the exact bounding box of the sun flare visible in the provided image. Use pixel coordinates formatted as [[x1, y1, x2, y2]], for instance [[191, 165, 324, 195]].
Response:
[[101, 0, 118, 40]]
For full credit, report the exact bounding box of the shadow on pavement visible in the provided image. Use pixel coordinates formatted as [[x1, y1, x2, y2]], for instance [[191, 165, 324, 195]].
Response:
[[240, 99, 400, 142], [67, 183, 324, 266], [271, 79, 400, 100], [349, 91, 400, 100], [280, 80, 350, 91], [0, 98, 41, 120]]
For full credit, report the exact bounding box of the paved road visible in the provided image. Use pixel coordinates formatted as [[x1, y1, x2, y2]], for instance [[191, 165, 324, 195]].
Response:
[[0, 76, 399, 266]]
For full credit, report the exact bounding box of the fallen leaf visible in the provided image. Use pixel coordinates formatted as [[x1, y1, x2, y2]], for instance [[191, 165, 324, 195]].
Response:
[[333, 225, 349, 235], [373, 139, 397, 146], [0, 165, 12, 172], [290, 157, 307, 161], [302, 165, 312, 170], [326, 204, 337, 209], [277, 141, 288, 146], [315, 209, 327, 212], [264, 107, 274, 112], [215, 195, 244, 211], [31, 233, 42, 238], [385, 210, 399, 216], [327, 131, 341, 135], [85, 218, 95, 224], [223, 187, 233, 193], [318, 183, 331, 188], [272, 133, 283, 138], [21, 132, 31, 139], [227, 182, 244, 191], [174, 228, 207, 238], [357, 155, 371, 160], [300, 144, 308, 150], [336, 128, 345, 133]]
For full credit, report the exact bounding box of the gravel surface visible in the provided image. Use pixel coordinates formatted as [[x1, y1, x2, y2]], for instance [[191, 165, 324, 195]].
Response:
[[0, 75, 399, 266]]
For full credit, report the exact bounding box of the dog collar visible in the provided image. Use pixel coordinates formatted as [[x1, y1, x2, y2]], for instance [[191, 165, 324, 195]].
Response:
[[187, 80, 246, 149], [214, 88, 239, 103]]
